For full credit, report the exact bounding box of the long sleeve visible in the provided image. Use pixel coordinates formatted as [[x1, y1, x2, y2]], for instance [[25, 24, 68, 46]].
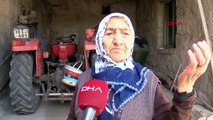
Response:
[[67, 86, 78, 120], [153, 84, 196, 120], [66, 70, 92, 120]]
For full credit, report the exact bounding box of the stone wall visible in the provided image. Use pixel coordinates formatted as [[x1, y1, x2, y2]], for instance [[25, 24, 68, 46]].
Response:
[[50, 0, 136, 53], [32, 0, 52, 51], [136, 0, 213, 106], [0, 0, 22, 90], [0, 0, 50, 90]]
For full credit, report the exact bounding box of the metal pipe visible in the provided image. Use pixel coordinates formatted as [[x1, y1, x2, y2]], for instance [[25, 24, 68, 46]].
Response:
[[36, 93, 74, 96], [82, 107, 96, 120], [41, 97, 72, 101]]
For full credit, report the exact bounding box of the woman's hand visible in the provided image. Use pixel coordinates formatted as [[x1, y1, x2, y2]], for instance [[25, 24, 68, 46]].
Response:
[[177, 40, 211, 93]]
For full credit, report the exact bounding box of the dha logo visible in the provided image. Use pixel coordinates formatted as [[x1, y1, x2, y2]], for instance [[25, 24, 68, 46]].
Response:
[[81, 86, 103, 93], [167, 21, 183, 26]]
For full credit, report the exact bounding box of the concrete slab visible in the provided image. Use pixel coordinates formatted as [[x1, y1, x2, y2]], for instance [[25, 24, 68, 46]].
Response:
[[1, 84, 213, 120], [0, 87, 71, 120]]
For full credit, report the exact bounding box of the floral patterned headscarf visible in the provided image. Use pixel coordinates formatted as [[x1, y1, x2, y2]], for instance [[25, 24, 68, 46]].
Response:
[[91, 12, 149, 119]]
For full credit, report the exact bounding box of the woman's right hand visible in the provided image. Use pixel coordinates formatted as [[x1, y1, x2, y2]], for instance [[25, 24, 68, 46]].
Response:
[[177, 40, 211, 93]]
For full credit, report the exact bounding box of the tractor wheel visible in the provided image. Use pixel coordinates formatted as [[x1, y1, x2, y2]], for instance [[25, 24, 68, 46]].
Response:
[[9, 53, 41, 114]]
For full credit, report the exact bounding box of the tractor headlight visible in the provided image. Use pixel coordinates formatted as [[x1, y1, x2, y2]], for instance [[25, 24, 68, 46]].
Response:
[[13, 25, 30, 40]]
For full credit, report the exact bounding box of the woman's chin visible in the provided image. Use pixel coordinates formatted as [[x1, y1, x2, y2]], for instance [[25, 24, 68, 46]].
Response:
[[110, 56, 127, 62], [108, 51, 129, 62]]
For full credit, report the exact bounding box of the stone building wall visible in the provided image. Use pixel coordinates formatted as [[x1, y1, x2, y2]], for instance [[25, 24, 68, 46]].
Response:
[[0, 0, 27, 90], [50, 0, 136, 53], [0, 0, 50, 90], [0, 0, 11, 89], [136, 0, 213, 106], [32, 0, 52, 51]]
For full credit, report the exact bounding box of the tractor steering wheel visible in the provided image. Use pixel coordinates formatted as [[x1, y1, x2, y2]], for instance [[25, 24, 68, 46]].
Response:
[[55, 34, 76, 44]]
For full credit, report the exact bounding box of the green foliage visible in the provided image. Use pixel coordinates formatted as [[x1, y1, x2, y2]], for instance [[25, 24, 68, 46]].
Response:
[[133, 43, 148, 65]]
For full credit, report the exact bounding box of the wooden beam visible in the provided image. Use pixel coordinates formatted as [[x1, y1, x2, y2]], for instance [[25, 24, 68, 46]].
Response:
[[197, 0, 213, 74]]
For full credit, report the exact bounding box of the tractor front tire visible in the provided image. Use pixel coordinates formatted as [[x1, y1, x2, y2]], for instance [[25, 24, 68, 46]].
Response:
[[9, 53, 41, 114]]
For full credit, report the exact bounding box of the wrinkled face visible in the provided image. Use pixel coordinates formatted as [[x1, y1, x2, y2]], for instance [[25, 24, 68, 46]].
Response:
[[103, 17, 133, 62]]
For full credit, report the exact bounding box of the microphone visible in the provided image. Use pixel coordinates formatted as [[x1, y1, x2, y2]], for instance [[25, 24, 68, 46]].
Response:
[[77, 79, 108, 120]]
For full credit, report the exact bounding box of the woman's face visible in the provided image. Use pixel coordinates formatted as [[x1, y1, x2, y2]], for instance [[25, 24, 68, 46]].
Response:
[[103, 17, 133, 62]]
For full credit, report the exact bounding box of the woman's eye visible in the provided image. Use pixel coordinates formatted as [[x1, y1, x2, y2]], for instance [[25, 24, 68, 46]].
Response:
[[105, 32, 113, 36], [123, 32, 130, 35], [122, 31, 130, 36]]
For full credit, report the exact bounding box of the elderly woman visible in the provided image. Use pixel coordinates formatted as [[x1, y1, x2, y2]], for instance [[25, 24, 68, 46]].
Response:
[[67, 13, 211, 120]]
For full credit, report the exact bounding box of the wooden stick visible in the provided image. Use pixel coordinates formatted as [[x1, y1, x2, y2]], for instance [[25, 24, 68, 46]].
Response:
[[170, 64, 182, 91], [197, 0, 213, 73]]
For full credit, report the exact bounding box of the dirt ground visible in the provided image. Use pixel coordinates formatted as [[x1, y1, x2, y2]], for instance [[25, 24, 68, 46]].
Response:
[[0, 85, 71, 120]]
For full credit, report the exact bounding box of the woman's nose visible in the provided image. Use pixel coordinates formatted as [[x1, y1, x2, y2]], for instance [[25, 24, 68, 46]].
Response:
[[113, 29, 123, 45]]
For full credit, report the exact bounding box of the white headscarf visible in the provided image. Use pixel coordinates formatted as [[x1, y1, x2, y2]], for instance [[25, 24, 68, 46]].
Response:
[[95, 12, 135, 73]]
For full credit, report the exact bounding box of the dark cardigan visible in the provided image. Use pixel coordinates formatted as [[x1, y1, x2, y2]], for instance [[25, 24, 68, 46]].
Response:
[[67, 69, 196, 120]]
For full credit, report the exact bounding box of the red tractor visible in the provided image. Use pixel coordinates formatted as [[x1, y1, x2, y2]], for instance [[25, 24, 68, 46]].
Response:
[[10, 23, 82, 114]]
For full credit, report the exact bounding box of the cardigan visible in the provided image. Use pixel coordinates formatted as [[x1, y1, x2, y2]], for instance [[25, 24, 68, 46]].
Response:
[[67, 69, 196, 120]]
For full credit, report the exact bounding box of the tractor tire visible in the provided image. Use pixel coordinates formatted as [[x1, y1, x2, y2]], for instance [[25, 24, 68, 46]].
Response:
[[9, 53, 41, 114], [88, 50, 96, 68]]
